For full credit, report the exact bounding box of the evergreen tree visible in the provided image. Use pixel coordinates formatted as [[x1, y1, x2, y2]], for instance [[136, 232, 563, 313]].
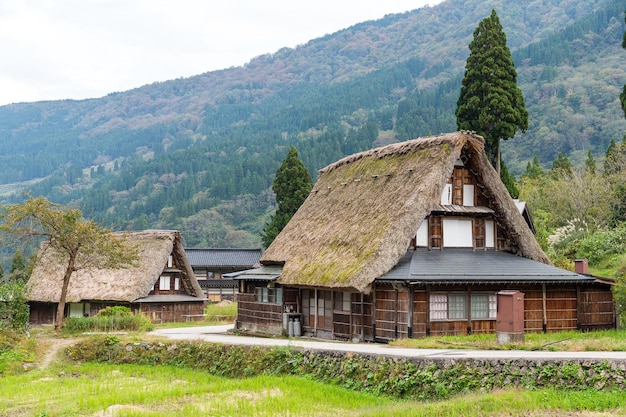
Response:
[[500, 160, 519, 198], [585, 150, 596, 175], [524, 156, 544, 179], [619, 12, 626, 116], [9, 250, 26, 283], [552, 153, 573, 178], [261, 146, 313, 248], [456, 9, 528, 173]]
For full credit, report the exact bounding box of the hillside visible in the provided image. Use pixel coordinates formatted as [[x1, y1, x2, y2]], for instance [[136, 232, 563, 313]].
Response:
[[0, 0, 624, 247]]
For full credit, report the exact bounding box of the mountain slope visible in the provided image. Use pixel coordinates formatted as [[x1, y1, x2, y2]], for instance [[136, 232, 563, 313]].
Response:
[[0, 0, 624, 247]]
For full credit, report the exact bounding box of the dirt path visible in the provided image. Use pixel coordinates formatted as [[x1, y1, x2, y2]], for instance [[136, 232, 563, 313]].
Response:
[[38, 337, 81, 369]]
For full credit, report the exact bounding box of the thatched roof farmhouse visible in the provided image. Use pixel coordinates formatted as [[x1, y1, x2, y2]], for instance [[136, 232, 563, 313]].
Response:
[[236, 132, 614, 340], [27, 230, 206, 324]]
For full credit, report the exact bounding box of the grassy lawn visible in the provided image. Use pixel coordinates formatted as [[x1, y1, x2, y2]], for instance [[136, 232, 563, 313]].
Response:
[[153, 302, 238, 329], [390, 329, 626, 351], [1, 361, 625, 416]]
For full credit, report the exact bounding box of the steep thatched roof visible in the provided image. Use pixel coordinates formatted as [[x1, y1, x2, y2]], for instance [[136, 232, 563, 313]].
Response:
[[261, 132, 550, 293], [27, 230, 204, 303]]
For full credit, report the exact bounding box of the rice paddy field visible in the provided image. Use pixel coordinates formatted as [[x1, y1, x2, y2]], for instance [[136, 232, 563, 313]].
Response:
[[1, 361, 625, 417]]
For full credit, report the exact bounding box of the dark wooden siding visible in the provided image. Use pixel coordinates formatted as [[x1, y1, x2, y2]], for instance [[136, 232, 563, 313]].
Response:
[[237, 293, 283, 335], [412, 289, 428, 337], [523, 290, 544, 332], [139, 302, 204, 323], [375, 286, 409, 340], [579, 288, 615, 330]]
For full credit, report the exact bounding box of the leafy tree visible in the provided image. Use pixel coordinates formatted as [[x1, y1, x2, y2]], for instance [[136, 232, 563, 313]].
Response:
[[0, 196, 139, 330], [0, 281, 29, 331], [261, 147, 313, 248], [456, 9, 528, 174]]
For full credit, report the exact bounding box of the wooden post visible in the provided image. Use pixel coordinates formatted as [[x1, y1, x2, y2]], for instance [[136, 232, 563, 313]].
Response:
[[372, 286, 377, 341], [542, 284, 547, 333], [466, 287, 472, 335], [576, 285, 581, 330], [394, 288, 399, 339], [314, 288, 318, 335], [407, 284, 414, 338], [360, 293, 364, 342], [425, 285, 431, 336]]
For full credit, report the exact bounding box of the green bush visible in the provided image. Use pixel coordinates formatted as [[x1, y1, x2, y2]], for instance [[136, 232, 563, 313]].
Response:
[[63, 307, 152, 333], [0, 282, 30, 332], [576, 223, 626, 264]]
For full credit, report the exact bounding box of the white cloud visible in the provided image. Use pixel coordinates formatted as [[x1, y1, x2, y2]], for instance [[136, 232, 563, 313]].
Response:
[[0, 0, 442, 105]]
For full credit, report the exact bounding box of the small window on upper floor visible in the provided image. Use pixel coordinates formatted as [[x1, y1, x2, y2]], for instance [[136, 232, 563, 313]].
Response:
[[159, 276, 170, 291], [167, 255, 173, 268], [440, 184, 452, 205]]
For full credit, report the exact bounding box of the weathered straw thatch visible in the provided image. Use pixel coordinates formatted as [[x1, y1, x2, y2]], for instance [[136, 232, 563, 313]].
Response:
[[26, 230, 203, 303], [261, 132, 550, 293]]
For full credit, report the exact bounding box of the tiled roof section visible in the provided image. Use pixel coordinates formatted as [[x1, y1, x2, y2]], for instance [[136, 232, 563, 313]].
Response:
[[185, 248, 262, 268], [379, 248, 599, 285]]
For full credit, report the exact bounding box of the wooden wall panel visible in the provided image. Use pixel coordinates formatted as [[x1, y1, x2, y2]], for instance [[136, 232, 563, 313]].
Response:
[[412, 290, 428, 337], [579, 289, 615, 330], [375, 287, 409, 340]]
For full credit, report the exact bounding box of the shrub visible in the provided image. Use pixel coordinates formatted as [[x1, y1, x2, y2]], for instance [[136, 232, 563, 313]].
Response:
[[63, 307, 152, 333], [576, 223, 626, 264], [0, 281, 30, 332]]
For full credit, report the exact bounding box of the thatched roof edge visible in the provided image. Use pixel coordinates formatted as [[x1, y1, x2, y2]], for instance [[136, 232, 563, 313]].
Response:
[[26, 230, 204, 303]]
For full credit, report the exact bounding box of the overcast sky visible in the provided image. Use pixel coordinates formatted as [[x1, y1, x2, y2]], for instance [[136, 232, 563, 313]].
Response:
[[0, 0, 444, 106]]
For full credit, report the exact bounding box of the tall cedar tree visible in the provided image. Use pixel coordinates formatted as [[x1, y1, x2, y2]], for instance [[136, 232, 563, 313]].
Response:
[[456, 9, 528, 174], [0, 196, 139, 330], [262, 146, 313, 248]]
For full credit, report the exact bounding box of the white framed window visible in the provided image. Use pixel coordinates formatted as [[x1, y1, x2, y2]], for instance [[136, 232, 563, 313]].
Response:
[[463, 184, 475, 206], [430, 293, 496, 320], [254, 287, 282, 304], [416, 219, 428, 247], [167, 255, 173, 268], [334, 291, 351, 312], [485, 220, 495, 248], [440, 184, 452, 205], [174, 277, 180, 291], [429, 294, 448, 320], [471, 294, 497, 319], [448, 293, 467, 319], [443, 219, 473, 247], [159, 276, 170, 291]]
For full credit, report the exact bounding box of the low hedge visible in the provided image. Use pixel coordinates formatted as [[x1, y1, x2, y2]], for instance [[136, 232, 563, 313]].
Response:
[[66, 338, 626, 400], [63, 307, 153, 333]]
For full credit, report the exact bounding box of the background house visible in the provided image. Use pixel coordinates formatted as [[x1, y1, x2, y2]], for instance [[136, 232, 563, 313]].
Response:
[[235, 132, 614, 340], [186, 248, 261, 302], [27, 230, 206, 325]]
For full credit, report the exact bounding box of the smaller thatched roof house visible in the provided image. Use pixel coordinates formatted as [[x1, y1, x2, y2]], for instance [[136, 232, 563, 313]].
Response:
[[27, 230, 206, 324]]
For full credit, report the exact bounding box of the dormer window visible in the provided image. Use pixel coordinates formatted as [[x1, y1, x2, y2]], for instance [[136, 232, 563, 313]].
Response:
[[440, 166, 478, 207], [415, 216, 495, 249]]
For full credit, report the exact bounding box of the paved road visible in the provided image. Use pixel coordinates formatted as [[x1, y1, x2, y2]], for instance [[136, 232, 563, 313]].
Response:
[[150, 325, 626, 361]]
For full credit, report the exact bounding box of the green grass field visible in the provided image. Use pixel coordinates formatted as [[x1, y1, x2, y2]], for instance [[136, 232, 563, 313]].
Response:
[[1, 362, 625, 416], [390, 328, 626, 351]]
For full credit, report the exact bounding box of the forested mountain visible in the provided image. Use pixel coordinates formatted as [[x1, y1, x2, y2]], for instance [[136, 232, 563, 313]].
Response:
[[0, 0, 624, 247]]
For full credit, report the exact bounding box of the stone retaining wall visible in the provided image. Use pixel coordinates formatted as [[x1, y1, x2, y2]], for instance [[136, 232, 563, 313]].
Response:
[[66, 338, 626, 400]]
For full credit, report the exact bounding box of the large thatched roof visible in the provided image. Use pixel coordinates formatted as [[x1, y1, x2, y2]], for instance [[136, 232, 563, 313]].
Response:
[[27, 230, 204, 303], [261, 132, 550, 293]]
